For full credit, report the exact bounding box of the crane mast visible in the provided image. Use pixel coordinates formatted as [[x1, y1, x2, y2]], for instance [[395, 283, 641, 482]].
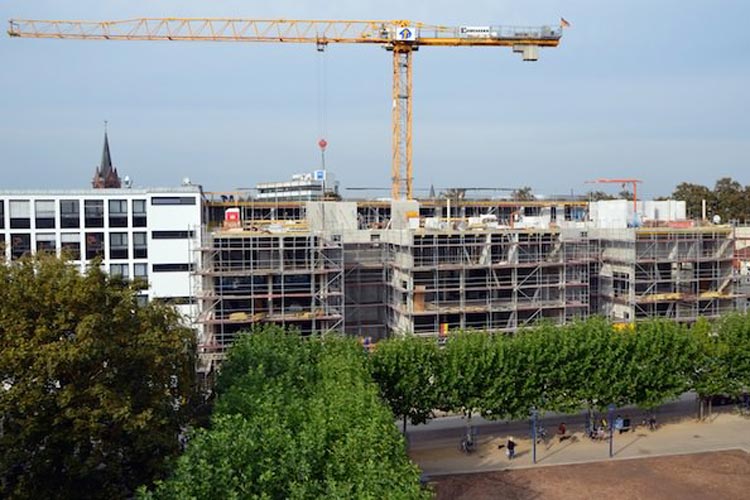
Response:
[[8, 18, 563, 199]]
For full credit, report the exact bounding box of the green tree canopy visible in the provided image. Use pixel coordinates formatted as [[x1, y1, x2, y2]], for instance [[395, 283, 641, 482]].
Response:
[[435, 331, 496, 419], [671, 182, 715, 219], [623, 320, 695, 409], [370, 335, 439, 433], [482, 329, 544, 420], [512, 186, 535, 201], [713, 177, 749, 222], [144, 327, 429, 499], [670, 177, 750, 221], [0, 255, 197, 499], [585, 190, 616, 201]]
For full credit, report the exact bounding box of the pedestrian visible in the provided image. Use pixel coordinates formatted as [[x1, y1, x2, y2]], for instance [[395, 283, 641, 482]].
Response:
[[558, 422, 567, 442], [614, 415, 624, 434], [506, 436, 516, 460]]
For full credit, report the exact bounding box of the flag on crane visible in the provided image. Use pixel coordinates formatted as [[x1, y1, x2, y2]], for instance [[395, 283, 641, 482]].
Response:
[[560, 17, 571, 28]]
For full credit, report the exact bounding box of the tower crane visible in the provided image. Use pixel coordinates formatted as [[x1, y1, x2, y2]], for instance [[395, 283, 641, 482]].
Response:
[[8, 18, 564, 199]]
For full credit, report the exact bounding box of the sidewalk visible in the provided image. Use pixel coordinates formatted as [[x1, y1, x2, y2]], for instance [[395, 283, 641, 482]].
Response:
[[409, 410, 750, 477]]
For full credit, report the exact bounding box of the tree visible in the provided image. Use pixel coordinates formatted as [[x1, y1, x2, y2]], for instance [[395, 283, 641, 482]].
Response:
[[535, 318, 629, 429], [690, 318, 733, 419], [435, 331, 497, 436], [713, 177, 748, 222], [719, 313, 750, 394], [623, 320, 695, 410], [144, 329, 429, 499], [618, 190, 634, 201], [585, 190, 615, 201], [370, 336, 439, 434], [482, 328, 546, 420], [0, 255, 197, 499], [671, 182, 715, 219], [512, 186, 535, 201]]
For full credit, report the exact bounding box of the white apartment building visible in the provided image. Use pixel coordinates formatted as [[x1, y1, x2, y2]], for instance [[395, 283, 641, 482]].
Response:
[[0, 187, 202, 322]]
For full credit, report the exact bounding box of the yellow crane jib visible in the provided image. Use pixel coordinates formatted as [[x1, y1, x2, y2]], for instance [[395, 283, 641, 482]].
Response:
[[7, 18, 564, 200]]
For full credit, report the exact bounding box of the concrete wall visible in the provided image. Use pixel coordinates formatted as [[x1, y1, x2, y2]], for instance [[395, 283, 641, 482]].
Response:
[[589, 200, 687, 228], [306, 201, 357, 232]]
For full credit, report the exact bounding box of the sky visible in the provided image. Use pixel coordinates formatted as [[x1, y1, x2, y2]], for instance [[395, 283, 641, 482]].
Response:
[[1, 1, 748, 199]]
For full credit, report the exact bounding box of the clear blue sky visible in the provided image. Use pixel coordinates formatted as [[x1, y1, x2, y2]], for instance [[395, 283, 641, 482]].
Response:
[[1, 1, 748, 198]]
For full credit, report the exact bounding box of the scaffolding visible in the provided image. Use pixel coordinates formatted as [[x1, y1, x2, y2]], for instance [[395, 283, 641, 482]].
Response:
[[343, 237, 388, 339], [384, 228, 592, 336], [596, 227, 737, 322], [195, 230, 344, 367]]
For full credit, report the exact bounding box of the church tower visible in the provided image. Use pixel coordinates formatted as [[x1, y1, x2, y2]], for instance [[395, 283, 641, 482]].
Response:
[[92, 126, 122, 189]]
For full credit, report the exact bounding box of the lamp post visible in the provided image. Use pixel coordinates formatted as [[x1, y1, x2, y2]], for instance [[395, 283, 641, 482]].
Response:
[[608, 403, 615, 458], [531, 407, 538, 464]]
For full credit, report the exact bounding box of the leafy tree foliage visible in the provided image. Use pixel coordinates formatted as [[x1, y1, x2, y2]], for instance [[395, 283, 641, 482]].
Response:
[[719, 314, 750, 393], [481, 331, 533, 420], [368, 315, 750, 427], [585, 190, 615, 201], [689, 314, 750, 417], [435, 332, 496, 420], [622, 320, 695, 409], [512, 186, 535, 201], [618, 190, 634, 200], [713, 178, 749, 222], [0, 255, 197, 499], [670, 177, 750, 221], [370, 336, 439, 433], [672, 182, 715, 219], [144, 326, 429, 499], [690, 318, 733, 418]]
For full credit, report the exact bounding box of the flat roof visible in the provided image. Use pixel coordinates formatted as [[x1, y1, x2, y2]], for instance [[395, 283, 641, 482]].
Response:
[[0, 186, 202, 196]]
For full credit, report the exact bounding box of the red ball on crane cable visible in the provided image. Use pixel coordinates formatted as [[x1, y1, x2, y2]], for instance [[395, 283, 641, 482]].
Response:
[[318, 138, 328, 151]]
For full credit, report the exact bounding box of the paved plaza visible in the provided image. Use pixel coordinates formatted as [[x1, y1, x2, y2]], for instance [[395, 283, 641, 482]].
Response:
[[408, 403, 750, 499]]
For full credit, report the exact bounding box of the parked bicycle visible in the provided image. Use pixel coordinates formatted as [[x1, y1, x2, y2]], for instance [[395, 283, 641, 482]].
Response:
[[534, 425, 548, 443], [459, 435, 476, 453]]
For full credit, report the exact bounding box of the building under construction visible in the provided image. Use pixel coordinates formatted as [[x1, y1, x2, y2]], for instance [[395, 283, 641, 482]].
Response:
[[194, 195, 744, 369]]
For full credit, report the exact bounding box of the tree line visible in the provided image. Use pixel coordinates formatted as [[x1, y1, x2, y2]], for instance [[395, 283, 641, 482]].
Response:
[[370, 316, 750, 431], [669, 177, 750, 222]]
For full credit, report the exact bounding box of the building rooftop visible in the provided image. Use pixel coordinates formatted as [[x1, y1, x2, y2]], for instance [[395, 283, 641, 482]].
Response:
[[0, 186, 202, 196]]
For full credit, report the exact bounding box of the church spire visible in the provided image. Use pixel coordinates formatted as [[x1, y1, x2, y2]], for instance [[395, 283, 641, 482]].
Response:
[[92, 122, 122, 189]]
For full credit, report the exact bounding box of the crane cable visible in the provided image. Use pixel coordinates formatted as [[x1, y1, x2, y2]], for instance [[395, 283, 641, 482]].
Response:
[[315, 46, 329, 190], [316, 47, 328, 144]]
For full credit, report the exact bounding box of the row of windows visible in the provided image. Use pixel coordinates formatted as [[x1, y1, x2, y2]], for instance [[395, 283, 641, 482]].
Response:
[[152, 230, 194, 239], [3, 232, 148, 261], [110, 265, 193, 279], [110, 263, 149, 280], [151, 196, 197, 205], [0, 199, 147, 230], [1, 229, 195, 260], [1, 234, 194, 273]]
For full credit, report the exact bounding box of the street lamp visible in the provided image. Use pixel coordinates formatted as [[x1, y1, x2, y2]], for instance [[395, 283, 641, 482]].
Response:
[[531, 407, 539, 464], [608, 403, 616, 458]]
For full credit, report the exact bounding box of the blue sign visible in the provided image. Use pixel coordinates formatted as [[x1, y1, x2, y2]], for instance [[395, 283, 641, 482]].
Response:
[[397, 27, 416, 41], [313, 170, 325, 181]]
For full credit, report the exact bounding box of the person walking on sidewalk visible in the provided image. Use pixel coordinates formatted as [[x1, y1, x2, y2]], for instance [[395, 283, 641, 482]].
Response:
[[506, 437, 516, 460]]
